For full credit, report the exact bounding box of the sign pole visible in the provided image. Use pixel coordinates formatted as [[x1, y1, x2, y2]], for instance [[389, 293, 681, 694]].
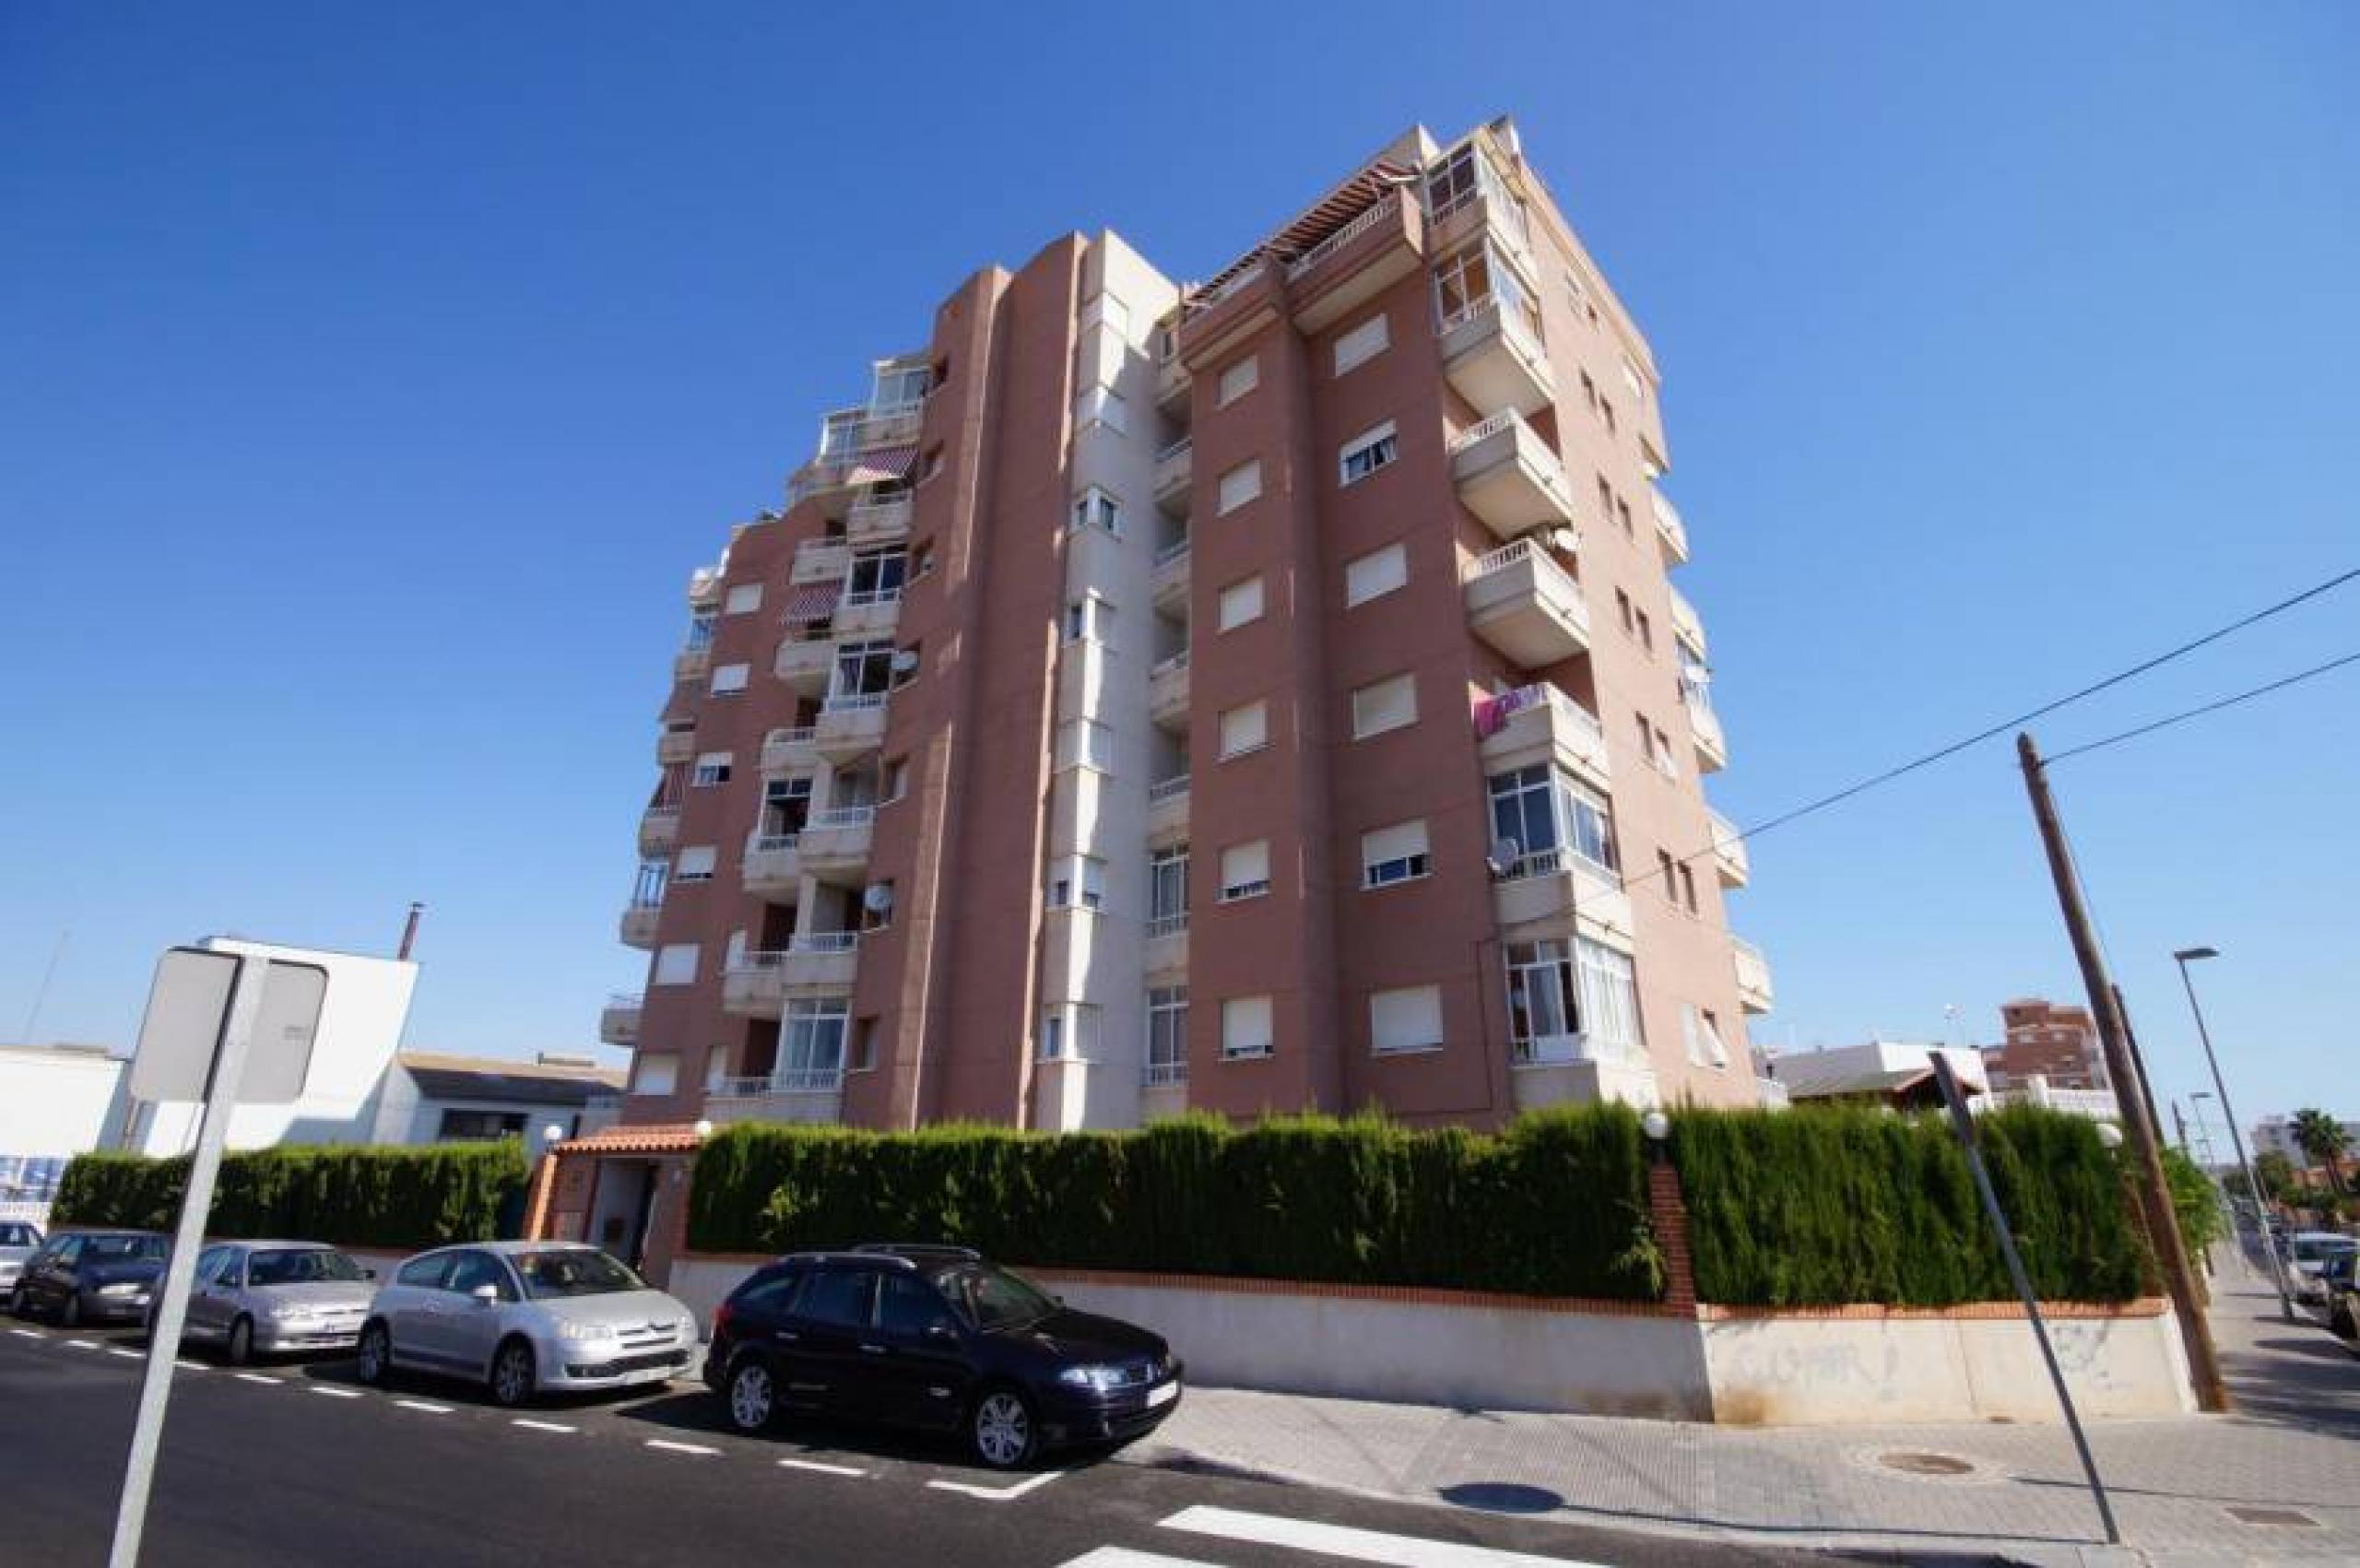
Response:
[[108, 956, 268, 1568], [1929, 1052, 2119, 1545]]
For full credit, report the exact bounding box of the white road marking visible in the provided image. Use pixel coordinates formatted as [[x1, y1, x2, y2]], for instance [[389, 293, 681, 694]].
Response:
[[776, 1457, 866, 1477], [395, 1399, 454, 1414], [65, 1339, 100, 1350], [107, 1348, 143, 1360], [310, 1386, 365, 1399], [1051, 1552, 1211, 1568], [644, 1439, 720, 1457], [1158, 1506, 1606, 1567], [174, 1360, 207, 1373], [512, 1419, 575, 1433], [8, 1328, 43, 1339], [928, 1468, 1066, 1501], [234, 1373, 282, 1385]]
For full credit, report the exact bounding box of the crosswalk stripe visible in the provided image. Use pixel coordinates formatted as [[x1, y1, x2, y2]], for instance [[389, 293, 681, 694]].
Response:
[[777, 1457, 865, 1477], [395, 1398, 453, 1414], [1053, 1551, 1211, 1568], [1158, 1505, 1606, 1568], [645, 1439, 719, 1456], [235, 1373, 282, 1385], [512, 1419, 575, 1433], [174, 1360, 206, 1372], [310, 1386, 365, 1399]]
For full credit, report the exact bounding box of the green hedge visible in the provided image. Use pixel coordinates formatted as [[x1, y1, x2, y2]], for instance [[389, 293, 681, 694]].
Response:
[[1672, 1104, 2154, 1306], [52, 1143, 530, 1251], [690, 1108, 1663, 1301]]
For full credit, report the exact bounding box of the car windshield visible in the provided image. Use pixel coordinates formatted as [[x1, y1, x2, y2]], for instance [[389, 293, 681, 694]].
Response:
[[82, 1235, 163, 1263], [247, 1249, 365, 1287], [2294, 1236, 2356, 1264], [0, 1223, 38, 1247], [934, 1263, 1058, 1331], [513, 1250, 644, 1299]]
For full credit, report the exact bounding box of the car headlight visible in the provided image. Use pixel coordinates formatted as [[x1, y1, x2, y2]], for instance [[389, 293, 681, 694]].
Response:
[[558, 1320, 620, 1343], [1057, 1364, 1125, 1393], [97, 1282, 141, 1297]]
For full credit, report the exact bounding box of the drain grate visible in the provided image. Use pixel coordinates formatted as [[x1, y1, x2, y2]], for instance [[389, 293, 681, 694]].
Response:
[[1877, 1450, 1977, 1478], [2224, 1505, 2319, 1528]]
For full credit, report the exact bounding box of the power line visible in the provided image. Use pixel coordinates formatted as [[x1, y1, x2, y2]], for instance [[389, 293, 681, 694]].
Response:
[[2042, 650, 2360, 764]]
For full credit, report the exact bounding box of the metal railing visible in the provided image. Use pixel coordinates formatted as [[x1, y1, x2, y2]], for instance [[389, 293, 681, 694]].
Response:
[[821, 690, 889, 713], [1153, 537, 1192, 568], [640, 806, 680, 827], [1283, 195, 1399, 281], [806, 806, 876, 831], [841, 585, 903, 609], [711, 1068, 844, 1097], [1150, 649, 1191, 678], [765, 726, 817, 748], [1436, 292, 1545, 351], [1500, 845, 1621, 888], [1154, 435, 1193, 466], [1143, 1061, 1188, 1089], [748, 831, 802, 854], [1146, 913, 1189, 938], [1511, 1032, 1601, 1067], [788, 932, 860, 955], [1147, 773, 1191, 803], [605, 992, 643, 1010]]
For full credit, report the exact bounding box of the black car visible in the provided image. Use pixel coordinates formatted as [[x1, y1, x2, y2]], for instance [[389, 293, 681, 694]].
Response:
[[8, 1228, 168, 1327], [702, 1244, 1182, 1468]]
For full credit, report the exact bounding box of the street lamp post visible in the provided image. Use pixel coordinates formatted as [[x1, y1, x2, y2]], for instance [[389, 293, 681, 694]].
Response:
[[2174, 947, 2293, 1323]]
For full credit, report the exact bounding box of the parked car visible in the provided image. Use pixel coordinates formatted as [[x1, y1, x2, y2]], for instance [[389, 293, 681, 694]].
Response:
[[2285, 1232, 2359, 1303], [0, 1221, 41, 1294], [355, 1241, 696, 1407], [7, 1228, 167, 1326], [155, 1241, 377, 1363], [702, 1244, 1182, 1469], [2305, 1248, 2358, 1349]]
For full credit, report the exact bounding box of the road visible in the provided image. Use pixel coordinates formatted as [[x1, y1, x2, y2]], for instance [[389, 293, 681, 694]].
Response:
[[0, 1324, 1838, 1568]]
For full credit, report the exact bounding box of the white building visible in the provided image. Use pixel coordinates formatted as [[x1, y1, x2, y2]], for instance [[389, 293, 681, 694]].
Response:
[[366, 1054, 625, 1148], [1764, 1040, 1989, 1108], [0, 1043, 132, 1222], [2250, 1114, 2359, 1165]]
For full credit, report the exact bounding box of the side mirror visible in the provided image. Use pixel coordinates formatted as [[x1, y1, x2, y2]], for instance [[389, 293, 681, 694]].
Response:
[[470, 1283, 501, 1304]]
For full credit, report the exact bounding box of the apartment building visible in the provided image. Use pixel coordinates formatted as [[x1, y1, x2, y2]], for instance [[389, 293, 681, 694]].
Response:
[[1983, 997, 2107, 1092], [570, 118, 1774, 1275]]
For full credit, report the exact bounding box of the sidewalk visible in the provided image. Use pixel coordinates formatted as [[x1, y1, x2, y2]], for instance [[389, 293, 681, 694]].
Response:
[[1121, 1257, 2360, 1565]]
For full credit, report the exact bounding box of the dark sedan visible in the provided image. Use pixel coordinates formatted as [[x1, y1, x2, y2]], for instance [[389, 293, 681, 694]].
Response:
[[702, 1244, 1182, 1468], [7, 1228, 167, 1327]]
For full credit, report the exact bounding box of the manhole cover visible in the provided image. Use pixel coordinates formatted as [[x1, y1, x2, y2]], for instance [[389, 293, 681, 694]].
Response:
[[1878, 1450, 1977, 1477], [2224, 1506, 2319, 1528]]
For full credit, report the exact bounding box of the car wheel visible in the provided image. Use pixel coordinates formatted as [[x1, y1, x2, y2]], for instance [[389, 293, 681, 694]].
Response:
[[6, 1285, 23, 1318], [969, 1387, 1038, 1470], [726, 1358, 776, 1434], [60, 1292, 81, 1330], [490, 1338, 536, 1408], [227, 1316, 254, 1366], [355, 1322, 392, 1385]]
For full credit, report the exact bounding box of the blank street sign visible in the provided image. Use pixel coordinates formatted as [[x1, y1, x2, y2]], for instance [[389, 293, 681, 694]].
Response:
[[128, 948, 327, 1105]]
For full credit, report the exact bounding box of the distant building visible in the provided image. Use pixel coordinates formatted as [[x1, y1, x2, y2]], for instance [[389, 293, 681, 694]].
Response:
[[369, 1053, 625, 1146], [0, 1043, 131, 1224], [1981, 998, 2106, 1092], [1767, 1041, 1988, 1112], [2250, 1114, 2359, 1164]]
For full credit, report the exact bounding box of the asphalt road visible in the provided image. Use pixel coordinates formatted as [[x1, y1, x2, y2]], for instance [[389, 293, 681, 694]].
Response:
[[0, 1323, 1852, 1568]]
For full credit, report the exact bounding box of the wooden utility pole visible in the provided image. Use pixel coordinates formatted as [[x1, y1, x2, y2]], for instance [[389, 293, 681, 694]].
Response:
[[2016, 732, 2228, 1412]]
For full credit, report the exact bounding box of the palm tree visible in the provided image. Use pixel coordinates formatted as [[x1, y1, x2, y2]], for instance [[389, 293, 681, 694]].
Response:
[[2290, 1107, 2352, 1196]]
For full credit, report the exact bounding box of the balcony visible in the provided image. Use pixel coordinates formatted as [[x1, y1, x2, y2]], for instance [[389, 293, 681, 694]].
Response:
[[1733, 937, 1774, 1014], [598, 993, 642, 1047], [1475, 684, 1611, 794], [798, 806, 875, 880], [1683, 681, 1728, 773], [1510, 1050, 1662, 1115], [618, 902, 662, 950], [1668, 584, 1707, 657], [637, 805, 680, 856], [1281, 186, 1425, 336], [814, 691, 889, 761], [741, 832, 802, 896], [1144, 913, 1188, 979], [1150, 538, 1191, 609], [834, 585, 903, 640], [1493, 848, 1634, 953], [1146, 774, 1190, 845], [1448, 410, 1575, 538], [1438, 298, 1554, 419], [774, 631, 834, 693], [1149, 650, 1190, 727], [1705, 808, 1750, 888], [1651, 487, 1690, 566], [687, 565, 724, 608], [721, 935, 860, 1017], [845, 495, 913, 548], [791, 537, 852, 586], [656, 728, 696, 766], [1151, 437, 1193, 517], [703, 1071, 844, 1127], [761, 726, 820, 775], [1154, 348, 1191, 417], [1463, 540, 1589, 667], [1426, 159, 1538, 296], [673, 645, 713, 685]]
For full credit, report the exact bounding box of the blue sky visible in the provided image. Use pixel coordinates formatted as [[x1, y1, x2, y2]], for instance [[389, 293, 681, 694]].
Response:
[[3, 3, 2353, 1133]]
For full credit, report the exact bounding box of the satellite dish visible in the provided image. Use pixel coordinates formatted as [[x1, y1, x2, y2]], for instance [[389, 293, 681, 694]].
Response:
[[862, 883, 896, 915], [889, 650, 921, 674], [1486, 838, 1522, 878], [1548, 526, 1581, 557]]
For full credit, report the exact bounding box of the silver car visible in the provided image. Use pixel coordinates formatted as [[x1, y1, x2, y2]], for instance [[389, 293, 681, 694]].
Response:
[[167, 1241, 376, 1363], [356, 1241, 697, 1407], [0, 1221, 41, 1294]]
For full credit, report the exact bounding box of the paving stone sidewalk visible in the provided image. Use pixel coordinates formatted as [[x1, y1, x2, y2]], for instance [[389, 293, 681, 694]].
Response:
[[1121, 1260, 2360, 1566]]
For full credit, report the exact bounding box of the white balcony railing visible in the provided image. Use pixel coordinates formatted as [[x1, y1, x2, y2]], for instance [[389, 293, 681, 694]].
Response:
[[841, 585, 903, 610], [789, 932, 860, 955], [1147, 773, 1191, 804], [712, 1068, 845, 1097], [1143, 1060, 1188, 1088], [821, 690, 889, 713], [1464, 537, 1546, 584], [607, 990, 643, 1009], [1153, 537, 1192, 568], [807, 806, 876, 831], [1284, 197, 1398, 281], [749, 831, 801, 855], [1146, 913, 1189, 938], [1154, 435, 1193, 466], [1150, 649, 1190, 678], [1501, 846, 1621, 889], [1448, 409, 1519, 454]]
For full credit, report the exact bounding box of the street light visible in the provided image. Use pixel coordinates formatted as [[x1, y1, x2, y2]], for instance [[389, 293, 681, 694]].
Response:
[[2174, 946, 2293, 1322]]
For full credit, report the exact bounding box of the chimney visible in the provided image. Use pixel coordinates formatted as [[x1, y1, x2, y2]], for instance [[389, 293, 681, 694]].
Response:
[[397, 902, 424, 961]]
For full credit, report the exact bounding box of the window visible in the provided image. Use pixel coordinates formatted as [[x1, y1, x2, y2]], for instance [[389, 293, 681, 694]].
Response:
[[1622, 355, 1646, 400], [1221, 995, 1274, 1058], [1601, 399, 1617, 435], [1617, 497, 1634, 537], [849, 1018, 879, 1073], [1216, 356, 1258, 407], [1146, 986, 1188, 1085], [1073, 385, 1127, 433], [919, 444, 944, 483], [1577, 940, 1644, 1057], [1063, 595, 1113, 644], [1596, 476, 1614, 523], [781, 997, 848, 1087], [438, 1109, 527, 1143], [883, 757, 909, 803], [631, 857, 669, 908], [1216, 575, 1265, 631], [396, 1254, 454, 1291], [724, 583, 762, 616], [631, 1052, 679, 1095], [912, 539, 937, 579], [832, 639, 894, 699], [1037, 1003, 1100, 1062], [1217, 700, 1268, 760], [1634, 608, 1654, 652], [1564, 268, 1596, 322], [1507, 938, 1638, 1065], [798, 1267, 875, 1329], [1488, 765, 1618, 874], [1339, 421, 1398, 486], [873, 360, 932, 410], [710, 662, 749, 695], [1216, 459, 1262, 515], [1055, 718, 1115, 772], [685, 611, 717, 652], [1351, 673, 1417, 740], [652, 944, 699, 986], [1656, 848, 1677, 894], [1047, 855, 1106, 912], [1149, 845, 1188, 932], [1678, 862, 1699, 914], [692, 751, 733, 788], [674, 845, 717, 883], [846, 548, 907, 604], [1333, 312, 1389, 375], [1683, 1004, 1729, 1068], [1345, 542, 1407, 607], [1361, 819, 1432, 888], [1071, 487, 1121, 536], [1371, 985, 1444, 1055], [1579, 369, 1599, 411], [891, 641, 922, 690], [1615, 588, 1634, 634], [1218, 840, 1270, 902], [1432, 242, 1540, 338]]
